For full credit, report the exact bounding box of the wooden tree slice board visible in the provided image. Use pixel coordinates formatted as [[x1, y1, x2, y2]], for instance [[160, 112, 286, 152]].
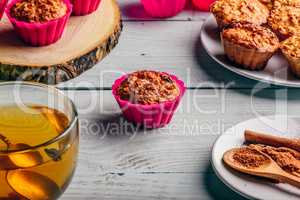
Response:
[[0, 0, 122, 84]]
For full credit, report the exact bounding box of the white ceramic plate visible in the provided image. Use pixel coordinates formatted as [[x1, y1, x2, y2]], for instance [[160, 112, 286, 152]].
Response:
[[211, 115, 300, 200], [201, 15, 300, 87]]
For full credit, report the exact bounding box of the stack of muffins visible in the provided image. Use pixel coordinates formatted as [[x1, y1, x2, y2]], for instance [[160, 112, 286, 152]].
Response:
[[2, 0, 102, 46], [210, 0, 300, 77]]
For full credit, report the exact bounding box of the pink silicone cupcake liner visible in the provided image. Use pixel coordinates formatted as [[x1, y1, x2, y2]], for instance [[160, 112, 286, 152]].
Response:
[[112, 72, 186, 129], [192, 0, 215, 11], [0, 0, 7, 20], [6, 0, 72, 46], [71, 0, 102, 16], [141, 0, 187, 18]]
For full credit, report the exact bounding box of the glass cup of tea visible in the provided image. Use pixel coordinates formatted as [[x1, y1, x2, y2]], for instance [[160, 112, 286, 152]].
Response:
[[0, 82, 79, 200]]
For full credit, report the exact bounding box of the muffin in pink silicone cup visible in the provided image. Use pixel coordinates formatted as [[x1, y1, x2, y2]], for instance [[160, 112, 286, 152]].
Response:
[[112, 71, 186, 129], [141, 0, 187, 18], [71, 0, 102, 16], [0, 0, 8, 20], [6, 0, 72, 46]]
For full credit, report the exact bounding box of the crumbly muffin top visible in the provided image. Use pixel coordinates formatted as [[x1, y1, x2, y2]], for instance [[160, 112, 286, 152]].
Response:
[[259, 0, 274, 10], [273, 0, 300, 7], [222, 23, 279, 51], [118, 71, 180, 105], [281, 35, 300, 58], [210, 0, 270, 27], [268, 6, 300, 38], [10, 0, 67, 23], [258, 0, 300, 9]]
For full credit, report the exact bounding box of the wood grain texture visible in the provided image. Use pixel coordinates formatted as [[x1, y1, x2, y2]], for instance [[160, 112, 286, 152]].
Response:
[[58, 20, 275, 89], [61, 173, 245, 200], [0, 0, 122, 84], [58, 89, 300, 199]]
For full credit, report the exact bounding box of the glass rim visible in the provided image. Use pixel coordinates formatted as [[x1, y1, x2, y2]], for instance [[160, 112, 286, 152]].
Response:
[[0, 81, 79, 154]]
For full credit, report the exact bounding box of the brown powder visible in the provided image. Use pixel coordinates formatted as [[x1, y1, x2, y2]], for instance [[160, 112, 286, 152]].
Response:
[[10, 0, 67, 23], [233, 147, 270, 168], [250, 144, 300, 175]]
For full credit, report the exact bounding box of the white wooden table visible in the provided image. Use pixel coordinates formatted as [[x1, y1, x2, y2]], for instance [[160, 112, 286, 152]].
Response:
[[59, 1, 300, 199]]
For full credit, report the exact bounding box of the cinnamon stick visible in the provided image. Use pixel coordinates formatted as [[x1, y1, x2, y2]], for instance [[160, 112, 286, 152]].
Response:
[[244, 130, 300, 152]]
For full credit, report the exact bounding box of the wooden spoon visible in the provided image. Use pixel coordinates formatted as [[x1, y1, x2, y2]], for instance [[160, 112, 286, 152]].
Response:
[[223, 147, 300, 188]]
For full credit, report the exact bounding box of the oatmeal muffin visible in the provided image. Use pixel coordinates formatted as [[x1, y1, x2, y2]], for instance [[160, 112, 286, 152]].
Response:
[[6, 0, 72, 46], [273, 0, 300, 7], [281, 35, 300, 77], [112, 71, 186, 128], [210, 0, 269, 29], [117, 71, 180, 105], [259, 0, 274, 10], [221, 23, 280, 70], [268, 5, 300, 39], [10, 0, 67, 23]]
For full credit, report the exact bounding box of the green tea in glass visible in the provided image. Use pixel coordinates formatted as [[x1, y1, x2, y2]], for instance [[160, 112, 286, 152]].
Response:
[[0, 82, 79, 200]]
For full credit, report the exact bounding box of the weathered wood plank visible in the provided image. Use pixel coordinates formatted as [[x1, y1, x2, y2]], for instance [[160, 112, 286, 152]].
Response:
[[64, 88, 298, 120], [61, 172, 246, 200], [59, 89, 300, 199], [58, 21, 265, 89]]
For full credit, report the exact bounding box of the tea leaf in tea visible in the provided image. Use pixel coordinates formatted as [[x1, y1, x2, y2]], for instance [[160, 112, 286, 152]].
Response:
[[45, 148, 62, 161]]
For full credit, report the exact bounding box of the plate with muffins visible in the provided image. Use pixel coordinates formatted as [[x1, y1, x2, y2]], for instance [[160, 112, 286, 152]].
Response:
[[201, 0, 300, 87]]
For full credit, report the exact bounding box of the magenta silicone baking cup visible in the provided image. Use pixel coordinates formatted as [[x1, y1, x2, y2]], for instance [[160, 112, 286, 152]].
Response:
[[192, 0, 215, 11], [6, 0, 72, 46], [0, 0, 7, 20], [141, 0, 187, 18], [71, 0, 102, 16], [112, 72, 186, 129]]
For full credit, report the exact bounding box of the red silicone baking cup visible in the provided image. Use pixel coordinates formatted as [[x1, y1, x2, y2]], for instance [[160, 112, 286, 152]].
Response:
[[141, 0, 187, 18], [112, 72, 186, 129], [0, 0, 8, 20], [71, 0, 102, 16], [6, 0, 72, 46]]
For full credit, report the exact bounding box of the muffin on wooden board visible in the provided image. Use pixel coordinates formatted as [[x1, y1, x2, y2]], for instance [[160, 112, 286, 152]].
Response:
[[221, 23, 279, 70], [6, 0, 72, 46], [210, 0, 269, 29], [281, 35, 300, 77], [268, 5, 300, 39]]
